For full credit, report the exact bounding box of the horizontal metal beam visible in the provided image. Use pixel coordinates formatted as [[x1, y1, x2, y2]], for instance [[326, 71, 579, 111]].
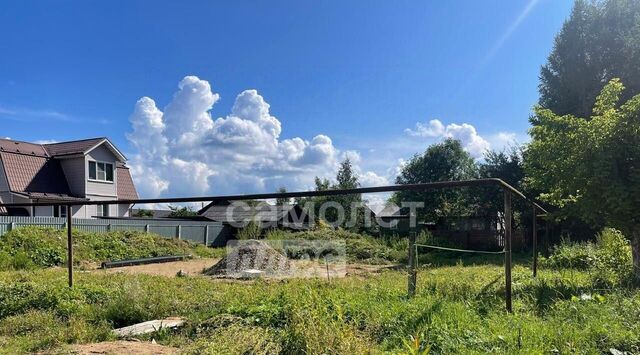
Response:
[[0, 178, 548, 213], [101, 255, 191, 269]]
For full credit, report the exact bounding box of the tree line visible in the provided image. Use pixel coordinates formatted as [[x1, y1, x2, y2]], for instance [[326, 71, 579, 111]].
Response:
[[299, 0, 640, 280]]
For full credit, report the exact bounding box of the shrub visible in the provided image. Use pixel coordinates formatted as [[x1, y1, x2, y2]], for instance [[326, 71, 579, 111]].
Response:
[[237, 221, 263, 240], [264, 229, 403, 264], [0, 227, 213, 269], [543, 241, 597, 269], [543, 228, 632, 285]]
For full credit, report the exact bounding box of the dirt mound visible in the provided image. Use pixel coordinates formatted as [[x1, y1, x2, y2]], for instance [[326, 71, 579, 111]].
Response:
[[203, 239, 291, 278]]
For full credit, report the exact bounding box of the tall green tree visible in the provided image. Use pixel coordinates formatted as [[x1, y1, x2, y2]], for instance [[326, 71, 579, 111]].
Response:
[[477, 147, 528, 230], [538, 0, 640, 119], [526, 79, 640, 280], [394, 139, 477, 221], [334, 158, 363, 229], [298, 160, 365, 230]]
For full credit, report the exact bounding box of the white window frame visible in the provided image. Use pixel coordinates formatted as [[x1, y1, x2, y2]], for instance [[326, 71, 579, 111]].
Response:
[[88, 160, 114, 183], [96, 204, 109, 217]]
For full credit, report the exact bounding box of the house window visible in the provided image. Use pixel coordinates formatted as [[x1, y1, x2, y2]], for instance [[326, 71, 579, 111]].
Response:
[[88, 161, 114, 182], [96, 204, 109, 217], [53, 206, 67, 218]]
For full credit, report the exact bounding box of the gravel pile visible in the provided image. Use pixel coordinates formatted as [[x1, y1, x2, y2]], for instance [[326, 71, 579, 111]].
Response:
[[203, 239, 291, 278]]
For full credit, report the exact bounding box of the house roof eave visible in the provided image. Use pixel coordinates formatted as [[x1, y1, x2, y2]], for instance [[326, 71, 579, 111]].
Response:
[[83, 138, 127, 162]]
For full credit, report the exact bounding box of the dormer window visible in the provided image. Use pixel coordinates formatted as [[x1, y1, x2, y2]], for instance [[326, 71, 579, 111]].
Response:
[[88, 161, 114, 182]]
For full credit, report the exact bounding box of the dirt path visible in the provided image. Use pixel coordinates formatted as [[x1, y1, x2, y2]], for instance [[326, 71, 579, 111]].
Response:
[[62, 341, 177, 355], [92, 257, 399, 279], [95, 258, 220, 277]]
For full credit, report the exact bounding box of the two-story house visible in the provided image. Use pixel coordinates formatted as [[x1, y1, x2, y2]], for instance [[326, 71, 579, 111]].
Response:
[[0, 137, 138, 218]]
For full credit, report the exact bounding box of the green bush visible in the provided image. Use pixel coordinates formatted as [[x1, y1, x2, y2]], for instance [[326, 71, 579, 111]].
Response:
[[543, 228, 632, 285], [237, 221, 263, 240], [265, 228, 403, 264], [0, 226, 215, 270]]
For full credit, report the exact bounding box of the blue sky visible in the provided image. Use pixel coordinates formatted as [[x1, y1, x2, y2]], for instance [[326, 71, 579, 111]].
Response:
[[0, 0, 573, 200]]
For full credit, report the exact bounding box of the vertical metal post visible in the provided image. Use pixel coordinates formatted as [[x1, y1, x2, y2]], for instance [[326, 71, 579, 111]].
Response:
[[407, 231, 417, 298], [204, 225, 209, 246], [177, 225, 182, 240], [67, 206, 73, 288], [532, 206, 538, 277], [145, 224, 150, 233], [504, 191, 512, 312], [544, 219, 550, 257]]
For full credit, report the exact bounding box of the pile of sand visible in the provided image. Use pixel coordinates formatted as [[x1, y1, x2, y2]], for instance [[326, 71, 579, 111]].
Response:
[[203, 239, 291, 278]]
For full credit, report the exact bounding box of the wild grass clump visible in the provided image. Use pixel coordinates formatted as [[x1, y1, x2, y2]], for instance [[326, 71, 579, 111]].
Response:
[[542, 228, 632, 286], [0, 263, 639, 354], [0, 226, 639, 353], [264, 228, 405, 264], [0, 226, 216, 270]]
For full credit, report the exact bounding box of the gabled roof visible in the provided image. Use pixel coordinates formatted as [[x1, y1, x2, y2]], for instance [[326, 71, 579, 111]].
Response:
[[0, 137, 136, 202], [0, 137, 127, 161], [200, 202, 304, 224], [0, 151, 74, 196], [43, 137, 127, 161], [0, 139, 49, 157], [117, 164, 139, 200]]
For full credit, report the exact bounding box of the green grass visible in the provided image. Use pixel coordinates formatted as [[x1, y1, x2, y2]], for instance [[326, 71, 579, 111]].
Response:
[[0, 227, 219, 270], [0, 227, 638, 353], [0, 260, 638, 354]]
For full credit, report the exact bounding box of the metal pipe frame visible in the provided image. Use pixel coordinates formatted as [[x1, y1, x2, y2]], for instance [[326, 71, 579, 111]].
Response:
[[0, 178, 547, 310]]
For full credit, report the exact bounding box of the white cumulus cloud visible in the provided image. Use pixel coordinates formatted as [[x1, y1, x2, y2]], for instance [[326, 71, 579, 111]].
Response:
[[126, 76, 382, 198], [405, 119, 492, 158]]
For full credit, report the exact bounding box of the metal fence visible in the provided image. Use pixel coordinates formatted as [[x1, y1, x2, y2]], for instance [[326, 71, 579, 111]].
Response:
[[0, 216, 232, 247]]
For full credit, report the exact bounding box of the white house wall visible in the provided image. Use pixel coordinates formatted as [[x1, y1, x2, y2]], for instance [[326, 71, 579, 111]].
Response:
[[118, 204, 130, 217], [34, 206, 51, 217], [85, 145, 117, 198]]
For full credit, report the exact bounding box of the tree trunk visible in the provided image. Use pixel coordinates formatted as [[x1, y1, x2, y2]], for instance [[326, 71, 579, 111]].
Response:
[[632, 229, 640, 283]]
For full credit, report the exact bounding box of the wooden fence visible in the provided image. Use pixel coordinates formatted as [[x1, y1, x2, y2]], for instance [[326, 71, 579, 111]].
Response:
[[0, 216, 232, 247]]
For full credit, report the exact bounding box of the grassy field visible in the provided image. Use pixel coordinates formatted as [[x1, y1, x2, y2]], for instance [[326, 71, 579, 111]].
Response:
[[0, 228, 638, 354]]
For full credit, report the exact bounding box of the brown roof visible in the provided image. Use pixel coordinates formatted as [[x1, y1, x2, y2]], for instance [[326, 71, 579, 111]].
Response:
[[117, 166, 139, 200], [12, 192, 88, 201], [0, 151, 73, 195], [42, 137, 106, 157], [200, 202, 304, 223], [0, 139, 49, 157], [0, 137, 136, 203]]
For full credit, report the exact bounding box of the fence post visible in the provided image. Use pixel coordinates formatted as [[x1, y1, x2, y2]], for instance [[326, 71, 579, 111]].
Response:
[[67, 206, 74, 288], [177, 225, 181, 240], [532, 206, 538, 277], [204, 225, 209, 246], [9, 222, 15, 231], [504, 191, 513, 313], [407, 231, 417, 298], [544, 219, 550, 257], [145, 224, 150, 233]]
